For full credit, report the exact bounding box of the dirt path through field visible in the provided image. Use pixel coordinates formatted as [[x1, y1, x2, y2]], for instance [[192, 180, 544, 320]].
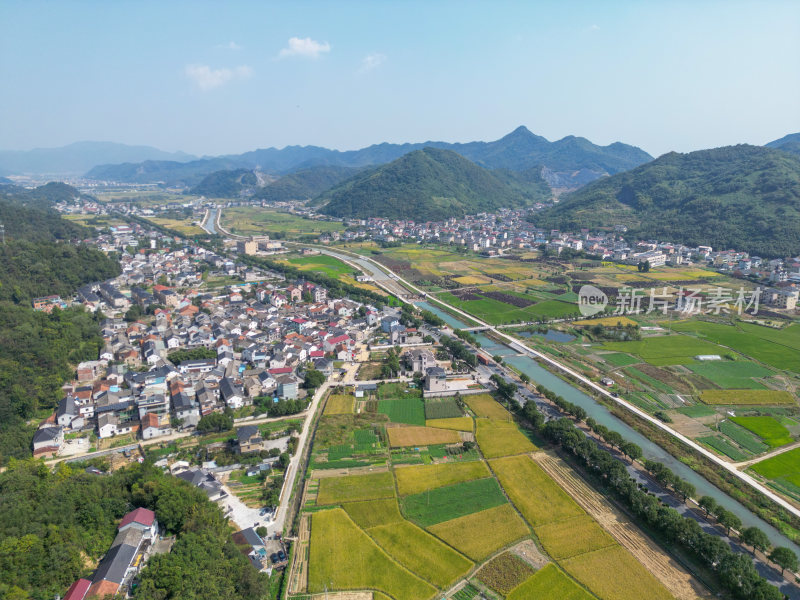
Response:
[[288, 513, 310, 594], [533, 451, 711, 600]]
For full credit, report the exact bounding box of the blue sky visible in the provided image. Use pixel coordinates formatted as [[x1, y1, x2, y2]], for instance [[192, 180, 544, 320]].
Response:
[[1, 1, 798, 157]]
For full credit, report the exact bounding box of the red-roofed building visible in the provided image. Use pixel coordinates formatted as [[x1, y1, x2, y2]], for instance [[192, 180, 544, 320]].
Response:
[[86, 579, 120, 599], [118, 507, 158, 538], [323, 334, 352, 352], [63, 578, 91, 600], [268, 367, 293, 375]]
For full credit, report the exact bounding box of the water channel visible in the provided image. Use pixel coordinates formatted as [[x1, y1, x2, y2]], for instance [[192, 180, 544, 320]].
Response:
[[417, 301, 800, 556]]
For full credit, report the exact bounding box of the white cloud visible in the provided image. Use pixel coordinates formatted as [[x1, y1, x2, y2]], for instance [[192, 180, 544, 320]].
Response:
[[358, 53, 386, 74], [278, 37, 331, 59], [185, 64, 252, 91], [217, 41, 242, 51], [589, 24, 600, 31]]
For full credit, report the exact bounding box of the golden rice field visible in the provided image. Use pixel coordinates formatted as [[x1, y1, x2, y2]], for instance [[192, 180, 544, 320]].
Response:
[[316, 471, 395, 505], [453, 275, 492, 285], [386, 425, 461, 447], [699, 389, 795, 405], [490, 455, 584, 526], [424, 417, 473, 431], [342, 498, 403, 529], [561, 545, 674, 600], [465, 394, 512, 420], [367, 520, 473, 589], [534, 515, 617, 560], [324, 394, 355, 415], [573, 316, 639, 327], [476, 419, 537, 458], [426, 504, 530, 561], [394, 461, 491, 496], [308, 509, 436, 600], [507, 564, 594, 600]]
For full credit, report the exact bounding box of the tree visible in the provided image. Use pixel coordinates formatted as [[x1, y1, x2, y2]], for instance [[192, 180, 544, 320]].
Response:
[[699, 495, 718, 517], [717, 508, 742, 535], [620, 442, 642, 462], [492, 355, 503, 364], [673, 480, 696, 502], [302, 289, 312, 303], [741, 526, 771, 555], [768, 546, 798, 574], [303, 369, 325, 390], [256, 526, 268, 538], [197, 412, 233, 433], [519, 373, 531, 385]]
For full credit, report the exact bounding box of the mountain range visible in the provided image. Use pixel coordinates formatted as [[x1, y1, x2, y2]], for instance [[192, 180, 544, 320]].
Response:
[[535, 144, 800, 257], [0, 142, 196, 176], [84, 127, 653, 188], [318, 147, 551, 221]]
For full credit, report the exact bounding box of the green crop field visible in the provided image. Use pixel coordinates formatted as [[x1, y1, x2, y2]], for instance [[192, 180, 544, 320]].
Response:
[[752, 448, 800, 487], [378, 397, 426, 425], [699, 389, 795, 406], [687, 360, 772, 389], [601, 352, 640, 367], [316, 471, 395, 505], [367, 520, 473, 588], [490, 455, 584, 526], [287, 254, 353, 277], [718, 420, 769, 454], [308, 509, 436, 600], [400, 477, 507, 527], [507, 564, 594, 600], [426, 504, 530, 561], [221, 206, 345, 237], [475, 419, 537, 458], [395, 461, 491, 496], [424, 397, 463, 419], [670, 320, 800, 371], [476, 552, 536, 595], [562, 546, 674, 600], [676, 405, 716, 418], [698, 436, 751, 462], [730, 416, 793, 448], [534, 515, 617, 560], [439, 292, 577, 325], [342, 498, 403, 528], [603, 335, 729, 366]]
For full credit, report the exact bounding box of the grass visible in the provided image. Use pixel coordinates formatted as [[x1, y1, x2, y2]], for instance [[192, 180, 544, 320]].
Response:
[[490, 455, 584, 526], [316, 471, 395, 505], [699, 389, 795, 405], [601, 352, 640, 367], [378, 397, 426, 426], [475, 552, 536, 595], [367, 520, 473, 589], [425, 417, 473, 431], [676, 405, 716, 418], [687, 360, 772, 389], [465, 393, 511, 419], [426, 504, 530, 561], [221, 206, 345, 237], [386, 426, 461, 447], [475, 419, 537, 458], [561, 545, 674, 600], [670, 320, 800, 371], [324, 394, 354, 415], [287, 254, 352, 276], [718, 420, 769, 454], [730, 416, 793, 447], [400, 477, 508, 527], [507, 564, 594, 600], [534, 515, 617, 559], [394, 461, 491, 496], [308, 508, 436, 600], [603, 335, 729, 366], [342, 498, 403, 528], [698, 436, 751, 461], [752, 448, 800, 488]]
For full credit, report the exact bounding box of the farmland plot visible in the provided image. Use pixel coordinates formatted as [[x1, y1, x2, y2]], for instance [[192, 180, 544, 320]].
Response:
[[427, 504, 530, 561], [394, 461, 490, 496]]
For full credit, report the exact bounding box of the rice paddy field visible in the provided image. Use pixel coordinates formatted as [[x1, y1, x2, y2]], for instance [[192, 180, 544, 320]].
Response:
[[394, 461, 491, 496], [342, 498, 403, 528], [424, 416, 473, 431], [439, 291, 578, 325], [699, 389, 795, 405], [308, 508, 436, 600], [386, 425, 461, 447], [144, 216, 205, 235], [729, 416, 793, 447], [285, 254, 353, 277], [221, 206, 345, 237], [323, 393, 355, 415], [475, 419, 537, 458], [686, 360, 773, 389], [400, 477, 508, 527], [751, 448, 800, 489], [507, 564, 595, 600], [426, 504, 530, 561], [534, 515, 617, 560], [316, 471, 395, 505], [378, 397, 427, 426], [465, 393, 511, 419], [603, 335, 730, 366]]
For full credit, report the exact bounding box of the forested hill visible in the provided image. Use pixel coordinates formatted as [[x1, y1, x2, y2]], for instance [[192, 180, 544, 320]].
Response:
[[253, 165, 362, 202], [0, 189, 120, 463], [190, 168, 259, 197], [318, 147, 551, 220], [534, 145, 800, 257], [0, 461, 268, 600], [766, 133, 800, 158]]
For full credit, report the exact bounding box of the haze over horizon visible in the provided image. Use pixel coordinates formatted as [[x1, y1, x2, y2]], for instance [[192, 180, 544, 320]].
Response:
[[1, 1, 798, 158]]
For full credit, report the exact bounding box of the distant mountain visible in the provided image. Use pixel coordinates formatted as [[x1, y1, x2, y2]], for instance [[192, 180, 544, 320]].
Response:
[[254, 166, 362, 202], [0, 142, 196, 176], [1, 181, 92, 209], [535, 145, 800, 257], [766, 133, 800, 157], [85, 127, 652, 189], [318, 147, 551, 221]]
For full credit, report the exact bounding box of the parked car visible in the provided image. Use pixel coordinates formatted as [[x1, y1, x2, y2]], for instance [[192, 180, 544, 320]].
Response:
[[277, 550, 287, 562], [270, 553, 279, 564]]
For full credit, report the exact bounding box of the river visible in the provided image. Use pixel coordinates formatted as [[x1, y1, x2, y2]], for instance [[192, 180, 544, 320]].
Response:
[[417, 301, 800, 557]]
